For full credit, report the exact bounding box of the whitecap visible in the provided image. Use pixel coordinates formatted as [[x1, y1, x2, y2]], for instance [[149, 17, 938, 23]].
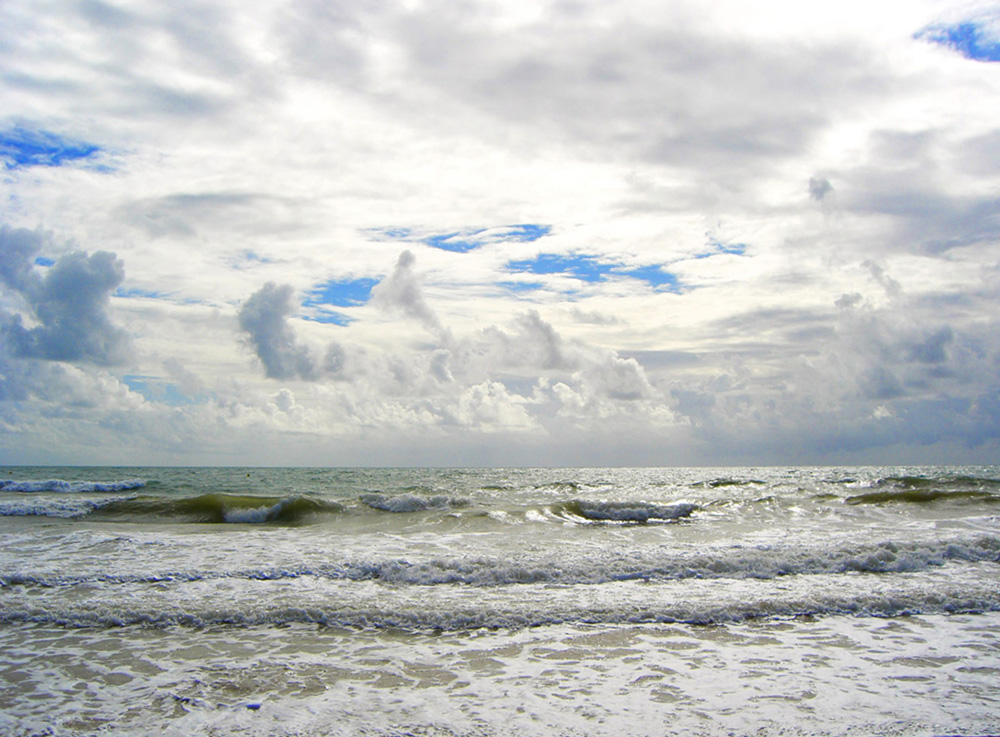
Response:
[[0, 478, 146, 493], [568, 499, 697, 523], [359, 493, 461, 513]]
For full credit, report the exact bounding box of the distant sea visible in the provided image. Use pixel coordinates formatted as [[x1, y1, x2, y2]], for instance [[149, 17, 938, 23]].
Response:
[[1, 465, 999, 736]]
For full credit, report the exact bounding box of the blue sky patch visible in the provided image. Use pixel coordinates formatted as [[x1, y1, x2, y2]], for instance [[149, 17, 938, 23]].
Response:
[[506, 253, 682, 292], [114, 287, 173, 300], [304, 277, 378, 308], [124, 375, 209, 407], [301, 310, 354, 326], [497, 224, 551, 242], [34, 257, 55, 267], [301, 277, 377, 325], [371, 227, 412, 240], [0, 126, 101, 170], [498, 280, 546, 294], [239, 250, 271, 264], [508, 253, 612, 282], [695, 238, 748, 259], [617, 265, 680, 291], [917, 21, 1000, 62], [369, 224, 552, 252], [423, 232, 482, 253], [423, 224, 552, 252]]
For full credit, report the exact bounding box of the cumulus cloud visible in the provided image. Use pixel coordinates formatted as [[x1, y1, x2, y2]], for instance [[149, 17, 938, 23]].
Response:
[[583, 352, 653, 401], [370, 250, 444, 336], [452, 381, 539, 432], [233, 252, 672, 442], [0, 225, 131, 365], [0, 226, 43, 291], [163, 356, 205, 395], [475, 310, 575, 372], [237, 282, 317, 380]]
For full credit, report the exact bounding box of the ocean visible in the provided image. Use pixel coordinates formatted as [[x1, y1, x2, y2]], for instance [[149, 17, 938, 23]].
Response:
[[1, 465, 998, 736]]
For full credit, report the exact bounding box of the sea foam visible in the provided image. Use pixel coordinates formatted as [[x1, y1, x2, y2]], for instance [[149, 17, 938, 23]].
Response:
[[359, 493, 465, 512], [0, 478, 146, 493], [0, 496, 131, 518]]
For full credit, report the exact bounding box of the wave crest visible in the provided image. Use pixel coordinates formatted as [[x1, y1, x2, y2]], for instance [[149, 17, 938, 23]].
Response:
[[359, 493, 467, 513], [556, 499, 696, 523], [0, 478, 146, 493]]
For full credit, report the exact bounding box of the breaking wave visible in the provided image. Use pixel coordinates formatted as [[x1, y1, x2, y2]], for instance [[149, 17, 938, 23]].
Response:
[[359, 493, 467, 513], [0, 496, 130, 519], [846, 488, 1000, 505], [6, 535, 995, 589], [554, 499, 696, 523], [0, 478, 146, 493]]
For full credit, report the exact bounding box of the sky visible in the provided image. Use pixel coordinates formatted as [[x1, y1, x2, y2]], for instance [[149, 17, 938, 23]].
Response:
[[1, 0, 999, 467]]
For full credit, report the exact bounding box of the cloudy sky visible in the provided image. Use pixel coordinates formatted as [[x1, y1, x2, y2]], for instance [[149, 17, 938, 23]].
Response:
[[1, 0, 999, 466]]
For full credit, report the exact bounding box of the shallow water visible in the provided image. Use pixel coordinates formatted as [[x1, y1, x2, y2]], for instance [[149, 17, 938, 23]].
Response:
[[1, 465, 999, 735], [3, 614, 999, 736]]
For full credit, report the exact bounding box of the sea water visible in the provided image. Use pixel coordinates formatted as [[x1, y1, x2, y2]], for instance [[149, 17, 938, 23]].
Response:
[[1, 466, 998, 736]]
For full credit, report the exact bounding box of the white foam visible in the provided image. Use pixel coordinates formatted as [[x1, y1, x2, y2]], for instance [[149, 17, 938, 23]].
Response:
[[0, 496, 127, 518], [222, 504, 277, 524], [3, 562, 1000, 630], [221, 498, 299, 524], [0, 478, 146, 493], [359, 493, 457, 512]]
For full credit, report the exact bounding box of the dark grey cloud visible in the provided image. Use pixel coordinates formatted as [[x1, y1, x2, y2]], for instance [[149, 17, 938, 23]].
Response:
[[0, 225, 42, 291], [904, 325, 953, 365], [237, 282, 317, 380], [830, 129, 1000, 256], [835, 293, 863, 309], [859, 366, 904, 401], [118, 192, 268, 238], [808, 176, 833, 201], [370, 250, 445, 335], [0, 225, 130, 365], [380, 6, 882, 179], [853, 187, 1000, 255], [862, 260, 902, 298], [276, 1, 381, 90], [957, 129, 1000, 177], [671, 388, 715, 426], [2, 0, 271, 123], [707, 306, 836, 350]]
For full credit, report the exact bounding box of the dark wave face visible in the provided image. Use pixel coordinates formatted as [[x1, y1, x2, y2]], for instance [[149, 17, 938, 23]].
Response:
[[845, 474, 1000, 505], [94, 493, 344, 524], [553, 499, 697, 523], [845, 488, 1000, 505]]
